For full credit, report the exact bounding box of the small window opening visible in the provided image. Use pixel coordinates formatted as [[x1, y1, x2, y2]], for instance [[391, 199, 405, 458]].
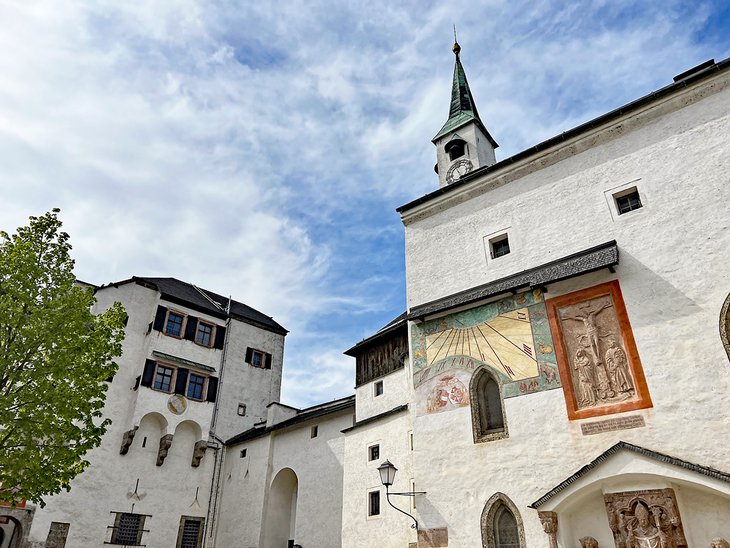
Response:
[[240, 449, 247, 458], [237, 403, 247, 416], [614, 188, 643, 215], [374, 380, 384, 397], [310, 425, 318, 438], [368, 444, 380, 461], [409, 432, 414, 451], [489, 235, 510, 259], [368, 490, 381, 516], [165, 311, 185, 337], [142, 436, 147, 448], [448, 142, 465, 161]]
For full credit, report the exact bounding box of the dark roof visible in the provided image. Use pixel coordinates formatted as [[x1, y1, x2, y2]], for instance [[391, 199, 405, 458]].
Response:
[[344, 311, 407, 356], [432, 46, 498, 147], [102, 276, 287, 335], [341, 404, 408, 433], [530, 441, 730, 509], [401, 57, 730, 214], [409, 240, 618, 320], [225, 395, 355, 446]]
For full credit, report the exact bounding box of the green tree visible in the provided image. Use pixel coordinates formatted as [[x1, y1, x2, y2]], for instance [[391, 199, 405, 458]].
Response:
[[0, 209, 125, 506]]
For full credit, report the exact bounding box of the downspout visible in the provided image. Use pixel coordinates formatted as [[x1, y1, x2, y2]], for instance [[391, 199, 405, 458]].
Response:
[[203, 295, 232, 547]]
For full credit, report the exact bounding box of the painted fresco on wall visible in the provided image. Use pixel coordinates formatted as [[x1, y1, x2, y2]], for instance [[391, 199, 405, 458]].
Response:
[[546, 280, 652, 420], [411, 289, 560, 415]]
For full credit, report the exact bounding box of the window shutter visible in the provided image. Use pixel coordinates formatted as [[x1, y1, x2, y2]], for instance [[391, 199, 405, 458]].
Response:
[[184, 316, 198, 341], [264, 352, 272, 370], [153, 306, 167, 331], [141, 360, 156, 387], [245, 347, 253, 364], [206, 377, 219, 402], [214, 326, 226, 349], [174, 368, 189, 395]]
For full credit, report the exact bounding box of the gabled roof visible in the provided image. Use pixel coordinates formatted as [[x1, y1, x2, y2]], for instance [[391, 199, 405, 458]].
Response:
[[530, 440, 730, 509], [432, 43, 498, 148], [100, 276, 287, 335], [225, 395, 355, 446]]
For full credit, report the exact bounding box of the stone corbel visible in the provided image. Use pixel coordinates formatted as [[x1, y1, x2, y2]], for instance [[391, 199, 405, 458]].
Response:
[[191, 440, 207, 467], [538, 511, 558, 548], [156, 434, 173, 466], [119, 426, 138, 455]]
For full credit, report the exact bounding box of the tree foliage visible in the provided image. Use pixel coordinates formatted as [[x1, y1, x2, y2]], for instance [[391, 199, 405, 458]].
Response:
[[0, 210, 125, 506]]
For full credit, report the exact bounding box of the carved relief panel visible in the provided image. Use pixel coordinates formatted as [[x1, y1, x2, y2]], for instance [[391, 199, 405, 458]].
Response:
[[603, 488, 687, 548], [546, 281, 652, 420]]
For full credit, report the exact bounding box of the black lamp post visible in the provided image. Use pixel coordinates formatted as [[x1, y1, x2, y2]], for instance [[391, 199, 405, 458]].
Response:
[[377, 460, 426, 530]]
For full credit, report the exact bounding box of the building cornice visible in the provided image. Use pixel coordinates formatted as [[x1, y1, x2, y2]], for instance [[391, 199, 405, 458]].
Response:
[[398, 58, 730, 224]]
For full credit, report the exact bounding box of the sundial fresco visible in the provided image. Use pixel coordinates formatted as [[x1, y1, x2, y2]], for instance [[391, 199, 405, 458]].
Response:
[[411, 289, 561, 415]]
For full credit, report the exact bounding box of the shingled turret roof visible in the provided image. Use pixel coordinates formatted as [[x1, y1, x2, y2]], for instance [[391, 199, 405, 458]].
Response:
[[432, 41, 498, 148]]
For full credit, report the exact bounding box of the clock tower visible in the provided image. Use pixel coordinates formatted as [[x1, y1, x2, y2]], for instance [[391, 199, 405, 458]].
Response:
[[433, 41, 498, 188]]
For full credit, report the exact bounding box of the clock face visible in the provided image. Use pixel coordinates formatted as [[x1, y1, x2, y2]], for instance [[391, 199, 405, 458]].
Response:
[[446, 158, 473, 183]]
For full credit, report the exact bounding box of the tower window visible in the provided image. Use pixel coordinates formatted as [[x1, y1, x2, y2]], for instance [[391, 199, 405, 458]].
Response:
[[614, 187, 642, 215], [311, 425, 318, 438], [374, 380, 384, 397], [470, 368, 508, 443], [448, 142, 465, 160], [368, 444, 380, 461], [489, 235, 510, 259], [368, 490, 381, 516]]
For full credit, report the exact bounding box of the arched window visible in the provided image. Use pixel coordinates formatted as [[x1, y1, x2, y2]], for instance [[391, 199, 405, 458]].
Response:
[[481, 493, 525, 548], [470, 368, 507, 443]]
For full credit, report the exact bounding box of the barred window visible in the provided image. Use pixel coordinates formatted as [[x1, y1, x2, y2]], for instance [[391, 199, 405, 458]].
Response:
[[109, 512, 146, 546], [176, 516, 204, 548]]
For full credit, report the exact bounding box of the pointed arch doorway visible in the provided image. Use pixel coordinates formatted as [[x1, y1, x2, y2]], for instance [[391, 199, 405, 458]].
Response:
[[263, 468, 298, 548]]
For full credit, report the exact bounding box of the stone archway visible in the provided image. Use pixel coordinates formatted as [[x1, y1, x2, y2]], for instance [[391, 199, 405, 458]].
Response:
[[262, 468, 298, 548], [0, 505, 35, 548]]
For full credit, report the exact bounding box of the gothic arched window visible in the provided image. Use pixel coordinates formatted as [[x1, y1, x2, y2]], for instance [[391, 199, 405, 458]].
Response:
[[470, 367, 507, 443], [481, 493, 525, 548]]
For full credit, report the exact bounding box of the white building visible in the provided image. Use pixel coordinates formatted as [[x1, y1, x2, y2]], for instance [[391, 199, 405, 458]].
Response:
[[3, 45, 730, 548]]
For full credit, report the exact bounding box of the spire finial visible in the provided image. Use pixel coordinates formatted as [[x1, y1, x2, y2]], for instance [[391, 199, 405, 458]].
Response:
[[452, 25, 461, 56]]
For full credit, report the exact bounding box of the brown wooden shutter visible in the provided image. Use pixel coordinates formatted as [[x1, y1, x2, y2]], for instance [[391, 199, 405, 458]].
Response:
[[245, 347, 253, 364], [206, 377, 219, 402], [214, 326, 226, 349], [174, 368, 189, 395], [184, 317, 198, 341], [141, 360, 156, 387], [153, 306, 167, 331], [264, 352, 272, 370]]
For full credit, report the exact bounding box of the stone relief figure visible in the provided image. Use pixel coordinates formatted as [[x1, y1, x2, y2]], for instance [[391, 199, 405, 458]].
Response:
[[604, 338, 633, 396], [191, 439, 207, 467], [560, 299, 613, 363], [119, 426, 138, 455], [156, 434, 173, 466], [604, 489, 687, 548], [574, 349, 597, 407], [711, 539, 730, 548], [580, 537, 599, 548]]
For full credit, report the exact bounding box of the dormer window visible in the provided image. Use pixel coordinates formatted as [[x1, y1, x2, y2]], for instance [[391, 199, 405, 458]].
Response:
[[444, 134, 467, 161]]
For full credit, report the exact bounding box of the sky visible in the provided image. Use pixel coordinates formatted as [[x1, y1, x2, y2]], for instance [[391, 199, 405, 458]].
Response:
[[1, 0, 729, 408]]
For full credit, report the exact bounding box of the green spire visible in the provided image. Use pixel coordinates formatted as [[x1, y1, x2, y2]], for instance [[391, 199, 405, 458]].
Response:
[[433, 42, 497, 147]]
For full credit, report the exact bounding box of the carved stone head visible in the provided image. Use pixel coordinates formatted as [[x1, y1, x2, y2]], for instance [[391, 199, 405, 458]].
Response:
[[634, 501, 650, 526], [580, 537, 599, 548], [711, 539, 730, 548]]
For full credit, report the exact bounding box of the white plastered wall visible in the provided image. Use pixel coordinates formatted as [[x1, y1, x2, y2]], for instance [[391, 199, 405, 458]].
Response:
[[399, 73, 730, 545]]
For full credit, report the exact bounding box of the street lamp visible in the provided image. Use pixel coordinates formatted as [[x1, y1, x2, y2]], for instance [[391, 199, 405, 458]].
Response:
[[377, 460, 426, 530]]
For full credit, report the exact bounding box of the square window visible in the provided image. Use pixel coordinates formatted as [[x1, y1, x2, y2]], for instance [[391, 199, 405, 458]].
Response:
[[368, 444, 380, 461], [251, 350, 263, 367], [240, 448, 247, 458], [165, 312, 184, 337], [374, 380, 384, 397], [368, 490, 380, 516], [237, 403, 247, 416], [153, 365, 174, 392], [310, 425, 318, 438], [614, 188, 643, 215], [186, 373, 205, 400], [195, 322, 214, 346], [110, 512, 145, 545], [489, 235, 510, 259]]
